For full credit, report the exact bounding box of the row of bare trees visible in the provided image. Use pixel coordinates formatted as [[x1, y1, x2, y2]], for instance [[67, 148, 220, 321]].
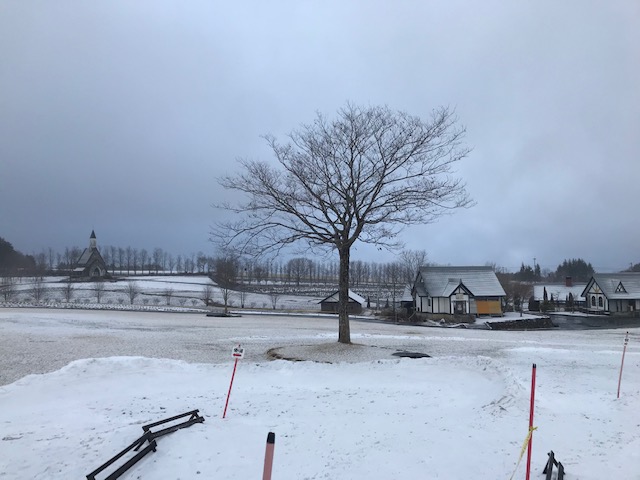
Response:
[[19, 245, 217, 276], [14, 241, 429, 290], [215, 249, 428, 289]]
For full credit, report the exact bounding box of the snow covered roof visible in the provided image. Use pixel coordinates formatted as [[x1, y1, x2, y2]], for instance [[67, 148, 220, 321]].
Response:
[[416, 266, 506, 298], [584, 273, 640, 299], [319, 290, 366, 305], [75, 248, 92, 266], [400, 284, 413, 302], [533, 284, 586, 301]]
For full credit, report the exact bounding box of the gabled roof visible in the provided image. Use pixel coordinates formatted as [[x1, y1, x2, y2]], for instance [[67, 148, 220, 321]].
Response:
[[74, 247, 106, 269], [75, 248, 93, 267], [400, 284, 413, 302], [319, 290, 366, 305], [582, 273, 640, 299], [416, 266, 506, 298]]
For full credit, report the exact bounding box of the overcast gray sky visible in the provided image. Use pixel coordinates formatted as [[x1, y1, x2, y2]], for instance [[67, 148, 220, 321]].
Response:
[[1, 0, 638, 273]]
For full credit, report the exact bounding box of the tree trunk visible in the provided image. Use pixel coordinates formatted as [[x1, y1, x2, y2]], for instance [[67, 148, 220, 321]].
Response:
[[338, 245, 351, 344]]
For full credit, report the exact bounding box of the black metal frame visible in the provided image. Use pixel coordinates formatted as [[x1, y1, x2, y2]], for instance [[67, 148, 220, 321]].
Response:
[[542, 450, 565, 480], [86, 432, 157, 480], [86, 410, 205, 480], [140, 409, 204, 445]]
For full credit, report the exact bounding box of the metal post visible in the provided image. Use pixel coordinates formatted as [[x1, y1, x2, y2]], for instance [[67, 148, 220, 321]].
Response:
[[223, 358, 239, 418], [525, 363, 537, 480], [262, 432, 275, 480], [617, 331, 629, 399]]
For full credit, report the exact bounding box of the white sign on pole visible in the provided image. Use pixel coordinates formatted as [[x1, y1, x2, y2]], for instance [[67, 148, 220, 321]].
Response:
[[232, 345, 245, 359]]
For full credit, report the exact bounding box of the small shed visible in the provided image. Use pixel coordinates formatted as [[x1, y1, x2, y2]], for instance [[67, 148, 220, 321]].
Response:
[[319, 290, 366, 314]]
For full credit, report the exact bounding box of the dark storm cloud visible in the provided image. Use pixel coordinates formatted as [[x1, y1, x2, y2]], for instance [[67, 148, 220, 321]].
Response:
[[1, 0, 638, 271]]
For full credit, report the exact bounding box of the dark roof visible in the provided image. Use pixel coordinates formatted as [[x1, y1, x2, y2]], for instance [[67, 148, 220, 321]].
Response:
[[75, 248, 93, 267], [90, 230, 96, 239], [416, 266, 506, 297]]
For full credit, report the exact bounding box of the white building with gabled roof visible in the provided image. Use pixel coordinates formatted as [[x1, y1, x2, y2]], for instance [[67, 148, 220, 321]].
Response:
[[412, 266, 506, 316], [581, 273, 640, 313]]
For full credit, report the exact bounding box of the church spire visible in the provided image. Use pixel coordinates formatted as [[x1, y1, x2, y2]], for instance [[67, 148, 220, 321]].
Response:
[[90, 230, 97, 250]]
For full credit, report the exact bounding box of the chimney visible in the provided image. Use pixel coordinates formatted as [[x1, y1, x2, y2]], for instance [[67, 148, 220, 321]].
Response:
[[565, 276, 572, 287]]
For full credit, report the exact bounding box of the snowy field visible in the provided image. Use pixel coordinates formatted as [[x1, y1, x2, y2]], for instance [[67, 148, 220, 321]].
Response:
[[0, 309, 638, 479], [5, 275, 331, 312]]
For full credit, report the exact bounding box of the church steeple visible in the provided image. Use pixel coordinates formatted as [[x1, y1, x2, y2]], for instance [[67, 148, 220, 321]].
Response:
[[90, 230, 97, 250]]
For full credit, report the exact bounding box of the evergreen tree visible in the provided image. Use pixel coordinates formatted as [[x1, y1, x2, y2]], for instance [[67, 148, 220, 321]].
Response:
[[553, 258, 594, 282], [534, 263, 541, 280], [0, 237, 36, 273]]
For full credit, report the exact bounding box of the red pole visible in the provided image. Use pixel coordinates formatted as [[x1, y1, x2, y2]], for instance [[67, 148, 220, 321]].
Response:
[[222, 358, 239, 419], [617, 332, 629, 399], [525, 363, 537, 480], [262, 432, 275, 480]]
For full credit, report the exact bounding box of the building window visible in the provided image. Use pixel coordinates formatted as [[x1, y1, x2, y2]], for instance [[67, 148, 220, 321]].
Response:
[[598, 297, 603, 307], [591, 296, 596, 307]]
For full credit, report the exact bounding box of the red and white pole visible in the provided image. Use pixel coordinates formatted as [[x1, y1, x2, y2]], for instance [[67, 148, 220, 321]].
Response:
[[617, 332, 629, 399], [525, 363, 537, 480], [223, 344, 244, 419], [222, 358, 238, 419], [262, 432, 276, 480]]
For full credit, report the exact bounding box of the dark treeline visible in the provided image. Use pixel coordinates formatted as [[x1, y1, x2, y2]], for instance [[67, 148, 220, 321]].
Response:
[[499, 258, 596, 284], [0, 237, 36, 273]]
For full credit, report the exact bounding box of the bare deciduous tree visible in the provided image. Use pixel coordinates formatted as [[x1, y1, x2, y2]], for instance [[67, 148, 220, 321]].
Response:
[[140, 248, 148, 275], [385, 262, 404, 321], [1, 275, 17, 302], [31, 276, 47, 303], [63, 277, 74, 303], [238, 288, 248, 308], [254, 263, 267, 284], [109, 246, 118, 274], [214, 103, 471, 343], [152, 247, 163, 274], [286, 257, 312, 286], [125, 247, 133, 275], [212, 256, 238, 314], [163, 287, 174, 306], [201, 284, 214, 306], [400, 249, 429, 284], [93, 281, 105, 303], [132, 248, 139, 275], [125, 281, 140, 305], [167, 253, 175, 274], [34, 251, 47, 273], [118, 247, 125, 275], [512, 281, 532, 316], [269, 291, 280, 310]]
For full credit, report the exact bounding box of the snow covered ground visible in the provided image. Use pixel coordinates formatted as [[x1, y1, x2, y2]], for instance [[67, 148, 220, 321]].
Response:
[[6, 275, 332, 312], [0, 309, 638, 479]]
